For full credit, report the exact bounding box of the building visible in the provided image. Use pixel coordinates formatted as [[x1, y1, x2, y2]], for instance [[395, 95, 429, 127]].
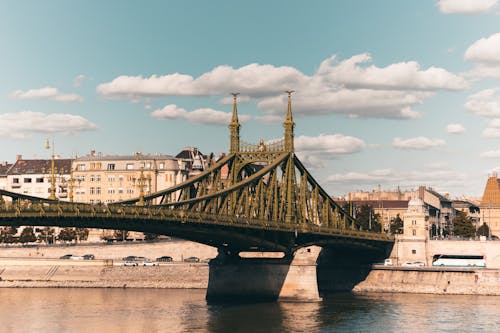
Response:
[[175, 147, 209, 177], [0, 161, 13, 190], [73, 152, 188, 205], [479, 174, 500, 238], [344, 186, 462, 237], [4, 155, 72, 200]]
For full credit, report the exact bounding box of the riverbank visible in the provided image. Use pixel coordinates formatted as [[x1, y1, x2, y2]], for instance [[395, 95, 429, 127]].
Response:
[[353, 266, 500, 296], [1, 242, 499, 295]]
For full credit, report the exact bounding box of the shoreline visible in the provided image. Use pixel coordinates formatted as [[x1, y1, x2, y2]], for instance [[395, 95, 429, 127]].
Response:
[[1, 242, 499, 296]]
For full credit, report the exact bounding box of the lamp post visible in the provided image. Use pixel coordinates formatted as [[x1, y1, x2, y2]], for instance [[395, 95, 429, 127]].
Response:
[[45, 139, 57, 200]]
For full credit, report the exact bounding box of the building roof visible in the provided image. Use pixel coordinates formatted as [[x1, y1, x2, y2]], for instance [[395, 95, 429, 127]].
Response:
[[175, 147, 206, 160], [480, 176, 500, 207], [0, 162, 13, 175], [8, 159, 72, 175], [347, 200, 409, 209], [76, 153, 176, 162]]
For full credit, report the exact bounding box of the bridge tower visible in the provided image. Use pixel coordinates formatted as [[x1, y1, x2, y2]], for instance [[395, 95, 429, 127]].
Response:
[[229, 93, 240, 154]]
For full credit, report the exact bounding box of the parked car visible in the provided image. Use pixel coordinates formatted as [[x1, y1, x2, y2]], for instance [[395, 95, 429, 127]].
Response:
[[69, 255, 85, 260], [184, 256, 200, 263], [402, 261, 425, 267], [141, 259, 158, 266], [122, 261, 138, 266], [83, 254, 95, 260], [122, 256, 146, 261], [60, 254, 73, 259], [156, 256, 173, 262], [384, 259, 393, 266]]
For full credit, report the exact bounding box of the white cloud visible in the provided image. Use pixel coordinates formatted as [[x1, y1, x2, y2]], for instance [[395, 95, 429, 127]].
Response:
[[437, 0, 498, 14], [317, 53, 467, 91], [10, 87, 83, 103], [73, 74, 87, 88], [327, 168, 466, 191], [482, 118, 500, 138], [98, 54, 466, 119], [465, 32, 500, 65], [295, 134, 365, 156], [392, 137, 446, 150], [295, 134, 365, 170], [446, 123, 466, 134], [465, 33, 500, 78], [480, 150, 500, 158], [0, 111, 96, 139], [257, 89, 431, 119], [465, 88, 500, 117], [150, 104, 251, 126]]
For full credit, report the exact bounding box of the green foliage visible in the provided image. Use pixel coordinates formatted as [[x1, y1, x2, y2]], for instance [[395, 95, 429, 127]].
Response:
[[75, 228, 89, 242], [355, 204, 382, 232], [37, 227, 55, 244], [114, 230, 129, 241], [477, 223, 490, 237], [19, 227, 36, 243], [58, 228, 77, 242], [144, 233, 159, 241], [452, 211, 475, 238], [390, 214, 404, 234], [0, 226, 18, 243]]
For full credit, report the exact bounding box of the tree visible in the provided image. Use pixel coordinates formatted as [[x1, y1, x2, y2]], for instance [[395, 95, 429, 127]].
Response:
[[477, 223, 490, 237], [144, 233, 159, 241], [114, 230, 129, 241], [19, 227, 36, 243], [452, 211, 475, 238], [0, 226, 18, 243], [58, 228, 77, 242], [38, 227, 55, 244], [390, 214, 404, 234], [355, 204, 382, 232], [75, 228, 89, 242]]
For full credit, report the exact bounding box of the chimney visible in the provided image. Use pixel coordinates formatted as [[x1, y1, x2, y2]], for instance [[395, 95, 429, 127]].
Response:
[[16, 155, 22, 161], [90, 150, 96, 157]]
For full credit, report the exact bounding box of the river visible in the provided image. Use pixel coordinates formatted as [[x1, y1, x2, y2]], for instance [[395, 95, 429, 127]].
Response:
[[0, 289, 498, 332]]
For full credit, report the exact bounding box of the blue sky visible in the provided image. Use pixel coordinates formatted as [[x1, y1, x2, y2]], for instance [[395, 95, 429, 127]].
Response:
[[1, 0, 500, 198]]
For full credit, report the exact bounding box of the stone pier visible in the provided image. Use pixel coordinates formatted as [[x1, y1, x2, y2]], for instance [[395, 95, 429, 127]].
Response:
[[206, 246, 322, 302]]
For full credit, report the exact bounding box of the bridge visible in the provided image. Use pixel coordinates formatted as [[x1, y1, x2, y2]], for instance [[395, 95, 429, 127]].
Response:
[[0, 92, 394, 301]]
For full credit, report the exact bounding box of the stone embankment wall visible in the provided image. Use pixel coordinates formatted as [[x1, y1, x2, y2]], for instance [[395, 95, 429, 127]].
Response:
[[353, 267, 500, 296], [0, 239, 217, 262], [0, 261, 209, 288]]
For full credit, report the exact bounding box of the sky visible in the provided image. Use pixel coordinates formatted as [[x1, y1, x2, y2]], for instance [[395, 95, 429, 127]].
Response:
[[1, 0, 500, 198]]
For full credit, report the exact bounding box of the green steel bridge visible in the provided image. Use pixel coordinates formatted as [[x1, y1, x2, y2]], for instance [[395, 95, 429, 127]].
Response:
[[0, 93, 394, 258]]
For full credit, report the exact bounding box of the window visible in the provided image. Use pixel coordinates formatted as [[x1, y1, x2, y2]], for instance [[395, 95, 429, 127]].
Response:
[[118, 188, 123, 194], [412, 249, 416, 254], [412, 230, 416, 236], [107, 164, 115, 170], [24, 178, 32, 183], [36, 178, 44, 183], [96, 162, 102, 170], [96, 175, 101, 182], [13, 178, 19, 184], [96, 187, 101, 194], [108, 188, 115, 194], [90, 187, 95, 194], [126, 164, 134, 170], [159, 162, 165, 169], [108, 175, 115, 182], [90, 175, 95, 182], [90, 163, 95, 170], [77, 164, 86, 171], [118, 175, 124, 181], [145, 162, 151, 169]]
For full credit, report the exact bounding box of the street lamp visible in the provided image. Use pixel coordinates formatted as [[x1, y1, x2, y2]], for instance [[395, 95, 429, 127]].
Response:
[[45, 138, 57, 200]]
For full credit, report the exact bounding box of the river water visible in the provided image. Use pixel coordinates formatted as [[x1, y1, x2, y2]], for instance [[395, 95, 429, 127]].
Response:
[[0, 289, 498, 333]]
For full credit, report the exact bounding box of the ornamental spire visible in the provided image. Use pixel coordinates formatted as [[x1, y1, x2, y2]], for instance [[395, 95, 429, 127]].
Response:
[[229, 92, 240, 153], [283, 90, 295, 152]]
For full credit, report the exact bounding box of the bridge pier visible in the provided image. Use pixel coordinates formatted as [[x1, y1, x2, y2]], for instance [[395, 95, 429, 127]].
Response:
[[206, 246, 322, 302]]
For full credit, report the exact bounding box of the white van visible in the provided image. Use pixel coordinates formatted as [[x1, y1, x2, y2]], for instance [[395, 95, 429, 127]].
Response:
[[384, 259, 393, 266]]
